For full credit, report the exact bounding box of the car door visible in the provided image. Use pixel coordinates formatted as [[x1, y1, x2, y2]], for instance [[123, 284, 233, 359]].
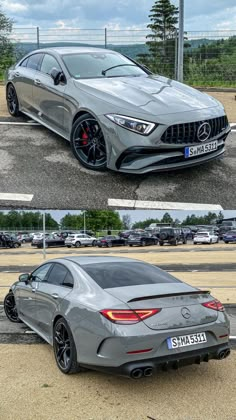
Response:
[[34, 263, 74, 340], [17, 263, 53, 328], [14, 53, 44, 114], [32, 53, 66, 133]]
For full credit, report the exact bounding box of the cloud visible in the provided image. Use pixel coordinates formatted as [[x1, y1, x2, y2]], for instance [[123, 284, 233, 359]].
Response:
[[2, 1, 28, 12]]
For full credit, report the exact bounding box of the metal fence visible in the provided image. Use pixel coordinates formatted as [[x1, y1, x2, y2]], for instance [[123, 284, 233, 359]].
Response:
[[4, 27, 236, 86]]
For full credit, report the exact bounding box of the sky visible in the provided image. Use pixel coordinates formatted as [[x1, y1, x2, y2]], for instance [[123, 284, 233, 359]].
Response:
[[1, 0, 236, 32], [34, 210, 236, 224]]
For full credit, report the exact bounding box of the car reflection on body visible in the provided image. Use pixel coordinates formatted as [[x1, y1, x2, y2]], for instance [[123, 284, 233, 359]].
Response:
[[6, 47, 230, 174], [4, 256, 230, 378]]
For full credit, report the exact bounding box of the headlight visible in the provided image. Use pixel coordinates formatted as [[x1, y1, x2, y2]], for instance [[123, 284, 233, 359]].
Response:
[[106, 114, 157, 135]]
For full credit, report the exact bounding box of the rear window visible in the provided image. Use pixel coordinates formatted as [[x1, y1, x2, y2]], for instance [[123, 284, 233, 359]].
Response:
[[82, 262, 180, 289]]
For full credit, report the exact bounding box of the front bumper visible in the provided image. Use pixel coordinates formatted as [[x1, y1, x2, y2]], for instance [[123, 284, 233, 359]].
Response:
[[80, 343, 230, 378]]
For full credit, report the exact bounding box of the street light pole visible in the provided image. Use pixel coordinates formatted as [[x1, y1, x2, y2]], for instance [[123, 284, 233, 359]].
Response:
[[83, 211, 86, 233], [177, 0, 184, 82], [42, 211, 46, 260]]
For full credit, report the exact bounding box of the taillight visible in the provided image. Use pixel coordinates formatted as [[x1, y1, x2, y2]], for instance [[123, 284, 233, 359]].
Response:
[[202, 299, 225, 312], [100, 309, 161, 324]]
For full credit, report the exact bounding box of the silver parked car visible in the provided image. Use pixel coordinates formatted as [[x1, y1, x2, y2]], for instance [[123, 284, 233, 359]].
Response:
[[4, 256, 230, 378], [6, 47, 230, 174], [65, 233, 97, 248]]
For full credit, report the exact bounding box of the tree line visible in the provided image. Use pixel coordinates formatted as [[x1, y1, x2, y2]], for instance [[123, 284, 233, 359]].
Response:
[[0, 210, 225, 232]]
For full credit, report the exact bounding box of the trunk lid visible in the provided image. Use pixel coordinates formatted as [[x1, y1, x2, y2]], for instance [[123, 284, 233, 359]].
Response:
[[105, 283, 217, 330]]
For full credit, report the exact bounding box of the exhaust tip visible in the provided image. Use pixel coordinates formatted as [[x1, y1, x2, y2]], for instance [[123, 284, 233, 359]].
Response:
[[144, 367, 153, 377], [218, 349, 230, 360], [130, 368, 143, 379], [224, 349, 231, 358]]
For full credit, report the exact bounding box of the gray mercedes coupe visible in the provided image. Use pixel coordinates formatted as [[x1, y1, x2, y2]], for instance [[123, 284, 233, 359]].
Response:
[[6, 47, 231, 173], [4, 256, 230, 378]]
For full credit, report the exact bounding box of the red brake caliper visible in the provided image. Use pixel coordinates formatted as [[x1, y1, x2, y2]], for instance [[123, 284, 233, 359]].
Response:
[[81, 129, 89, 145]]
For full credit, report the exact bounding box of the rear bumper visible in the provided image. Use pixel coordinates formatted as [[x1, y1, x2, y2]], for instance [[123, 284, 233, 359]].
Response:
[[80, 343, 231, 378]]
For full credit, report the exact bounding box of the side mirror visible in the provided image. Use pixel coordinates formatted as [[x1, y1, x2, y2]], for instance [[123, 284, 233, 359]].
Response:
[[50, 68, 66, 85], [19, 273, 30, 284]]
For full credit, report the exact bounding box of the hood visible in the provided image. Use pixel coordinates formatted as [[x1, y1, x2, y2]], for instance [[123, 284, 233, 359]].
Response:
[[74, 75, 222, 117]]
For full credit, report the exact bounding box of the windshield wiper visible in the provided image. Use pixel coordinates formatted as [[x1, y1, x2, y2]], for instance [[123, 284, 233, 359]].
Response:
[[102, 64, 137, 76]]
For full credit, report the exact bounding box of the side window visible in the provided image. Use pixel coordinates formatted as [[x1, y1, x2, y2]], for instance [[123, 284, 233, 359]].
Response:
[[27, 54, 44, 70], [31, 263, 52, 282], [40, 54, 61, 75], [47, 263, 68, 286], [20, 57, 29, 68], [63, 272, 74, 288]]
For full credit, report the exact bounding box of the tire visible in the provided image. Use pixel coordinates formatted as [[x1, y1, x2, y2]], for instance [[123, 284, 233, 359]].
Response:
[[67, 245, 72, 248], [22, 240, 26, 244], [209, 240, 212, 244], [75, 241, 81, 248], [172, 238, 178, 246], [71, 113, 107, 171], [92, 240, 96, 247], [53, 318, 80, 374], [154, 240, 158, 245], [159, 242, 164, 246], [159, 233, 168, 241], [129, 244, 133, 247], [6, 84, 20, 117], [4, 292, 22, 323], [141, 240, 146, 247], [225, 241, 229, 244], [107, 242, 112, 248], [194, 242, 197, 245], [13, 243, 20, 248], [183, 238, 187, 245]]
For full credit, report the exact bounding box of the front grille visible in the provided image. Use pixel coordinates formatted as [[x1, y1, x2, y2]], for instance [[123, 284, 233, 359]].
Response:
[[161, 116, 229, 145]]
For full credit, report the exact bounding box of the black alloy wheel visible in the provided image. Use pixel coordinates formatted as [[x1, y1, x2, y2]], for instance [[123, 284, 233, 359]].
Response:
[[7, 84, 20, 117], [71, 114, 107, 171], [141, 240, 146, 247], [4, 292, 22, 323], [53, 318, 80, 374]]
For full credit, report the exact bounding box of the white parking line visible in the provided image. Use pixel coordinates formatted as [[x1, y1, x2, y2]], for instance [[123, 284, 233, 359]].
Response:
[[0, 193, 33, 202], [108, 199, 223, 211], [0, 122, 39, 126]]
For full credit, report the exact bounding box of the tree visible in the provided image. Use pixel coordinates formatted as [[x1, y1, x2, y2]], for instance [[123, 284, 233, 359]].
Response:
[[122, 214, 132, 230], [138, 0, 178, 78], [0, 4, 14, 77], [60, 210, 123, 233], [161, 212, 173, 224]]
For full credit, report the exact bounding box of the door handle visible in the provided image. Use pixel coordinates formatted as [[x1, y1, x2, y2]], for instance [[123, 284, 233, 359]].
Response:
[[51, 293, 59, 299], [14, 72, 20, 77], [34, 79, 41, 85]]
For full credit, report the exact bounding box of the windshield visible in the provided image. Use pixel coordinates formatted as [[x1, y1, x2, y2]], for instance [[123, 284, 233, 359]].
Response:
[[62, 52, 146, 79]]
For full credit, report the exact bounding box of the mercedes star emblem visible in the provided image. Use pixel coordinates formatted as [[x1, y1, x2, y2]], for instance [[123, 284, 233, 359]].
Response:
[[181, 307, 191, 319], [197, 122, 211, 142]]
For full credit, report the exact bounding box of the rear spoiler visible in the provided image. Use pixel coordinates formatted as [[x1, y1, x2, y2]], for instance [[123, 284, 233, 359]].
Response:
[[128, 290, 210, 303]]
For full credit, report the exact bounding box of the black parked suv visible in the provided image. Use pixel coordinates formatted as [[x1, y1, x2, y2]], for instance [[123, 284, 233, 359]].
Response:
[[158, 228, 186, 246]]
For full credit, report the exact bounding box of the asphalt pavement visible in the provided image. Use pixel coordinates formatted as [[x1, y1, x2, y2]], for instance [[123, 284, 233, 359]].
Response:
[[0, 121, 236, 209]]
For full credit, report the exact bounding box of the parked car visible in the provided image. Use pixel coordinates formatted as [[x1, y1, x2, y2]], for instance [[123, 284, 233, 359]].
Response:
[[181, 227, 194, 240], [17, 234, 33, 243], [65, 234, 97, 248], [193, 231, 219, 244], [119, 230, 135, 239], [31, 233, 50, 246], [158, 228, 186, 246], [96, 236, 127, 247], [6, 47, 230, 173], [4, 256, 230, 377], [0, 233, 21, 248], [218, 222, 236, 239], [222, 230, 236, 244], [36, 235, 65, 248], [128, 233, 158, 247]]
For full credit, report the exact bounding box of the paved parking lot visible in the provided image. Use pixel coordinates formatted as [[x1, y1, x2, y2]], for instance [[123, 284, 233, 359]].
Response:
[[0, 122, 236, 209]]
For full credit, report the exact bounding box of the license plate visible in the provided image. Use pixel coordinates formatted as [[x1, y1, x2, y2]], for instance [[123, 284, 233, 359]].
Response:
[[185, 141, 217, 158], [167, 332, 207, 349]]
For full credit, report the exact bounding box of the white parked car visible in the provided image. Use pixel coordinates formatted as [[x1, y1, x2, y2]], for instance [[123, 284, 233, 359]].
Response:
[[193, 231, 219, 244], [65, 234, 97, 248]]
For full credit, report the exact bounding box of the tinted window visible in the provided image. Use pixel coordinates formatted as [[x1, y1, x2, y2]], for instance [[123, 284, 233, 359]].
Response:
[[62, 52, 146, 79], [27, 54, 43, 70], [63, 272, 74, 288], [31, 264, 52, 282], [47, 263, 68, 286], [20, 57, 29, 67], [40, 54, 61, 74], [82, 262, 180, 289]]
